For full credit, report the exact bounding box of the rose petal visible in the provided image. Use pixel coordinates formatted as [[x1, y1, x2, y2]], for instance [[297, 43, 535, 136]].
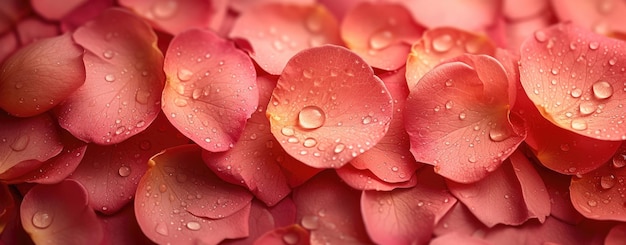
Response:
[[0, 0, 30, 34], [483, 217, 607, 245], [118, 0, 228, 35], [447, 150, 550, 227], [20, 180, 104, 245], [406, 27, 496, 89], [341, 2, 424, 70], [433, 202, 486, 237], [98, 203, 152, 245], [0, 113, 63, 179], [57, 8, 164, 144], [221, 200, 276, 245], [537, 164, 585, 224], [15, 17, 59, 45], [404, 54, 525, 183], [0, 33, 84, 117], [267, 45, 393, 169], [0, 184, 14, 233], [69, 113, 187, 214], [254, 225, 311, 245], [551, 0, 626, 34], [229, 3, 342, 75], [398, 0, 499, 32], [292, 171, 372, 244], [31, 0, 86, 20], [570, 160, 626, 221], [605, 223, 626, 245], [59, 0, 115, 32], [0, 33, 18, 64], [162, 28, 258, 152], [336, 164, 418, 191], [519, 22, 626, 141], [135, 144, 253, 244]]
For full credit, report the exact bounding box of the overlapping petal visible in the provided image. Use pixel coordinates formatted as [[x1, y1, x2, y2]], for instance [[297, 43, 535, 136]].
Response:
[[135, 144, 253, 245], [98, 203, 152, 245], [447, 150, 550, 227], [336, 164, 418, 191], [0, 113, 63, 180], [254, 225, 310, 245], [519, 22, 626, 141], [406, 27, 496, 89], [605, 223, 626, 245], [20, 180, 104, 245], [404, 54, 525, 183], [341, 2, 424, 71], [0, 33, 83, 117], [221, 200, 276, 245], [31, 0, 86, 20], [551, 0, 626, 34], [162, 28, 258, 152], [267, 45, 393, 169], [570, 159, 626, 221], [69, 113, 187, 214], [397, 0, 499, 32], [229, 3, 342, 75]]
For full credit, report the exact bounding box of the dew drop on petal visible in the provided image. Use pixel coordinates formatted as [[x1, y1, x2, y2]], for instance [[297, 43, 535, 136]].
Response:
[[334, 143, 345, 153], [600, 174, 616, 189], [118, 166, 131, 177], [298, 106, 326, 129], [152, 0, 178, 19], [31, 211, 52, 229], [592, 80, 613, 99], [579, 101, 596, 115], [571, 119, 588, 131], [458, 112, 466, 120], [185, 221, 201, 231], [300, 215, 319, 230], [303, 138, 317, 148], [283, 232, 299, 245], [104, 74, 116, 82], [174, 97, 188, 107], [362, 116, 372, 125], [613, 153, 626, 168], [488, 128, 509, 142], [571, 88, 582, 98], [589, 41, 600, 50], [587, 199, 598, 207], [534, 31, 547, 42], [432, 34, 453, 52], [369, 30, 393, 50], [177, 68, 193, 81], [10, 135, 29, 151], [155, 222, 169, 236], [135, 90, 150, 105], [281, 127, 295, 136], [103, 50, 114, 59]]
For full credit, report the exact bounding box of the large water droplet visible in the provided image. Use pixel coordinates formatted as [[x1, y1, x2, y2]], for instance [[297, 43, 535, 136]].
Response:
[[118, 166, 131, 177], [31, 211, 53, 229], [185, 221, 201, 231], [103, 50, 114, 59], [305, 13, 322, 33], [488, 128, 509, 142], [571, 119, 588, 131], [281, 127, 295, 136], [300, 215, 319, 230], [613, 153, 626, 168], [155, 222, 169, 236], [534, 31, 547, 42], [303, 138, 317, 148], [333, 143, 345, 153], [152, 0, 178, 19], [10, 135, 29, 151], [362, 116, 372, 125], [174, 97, 188, 107], [104, 74, 116, 82], [579, 101, 596, 115], [589, 41, 600, 50], [432, 34, 453, 52], [592, 80, 613, 99], [600, 174, 616, 189], [298, 106, 326, 129], [571, 88, 582, 98], [177, 68, 193, 81], [369, 30, 393, 50]]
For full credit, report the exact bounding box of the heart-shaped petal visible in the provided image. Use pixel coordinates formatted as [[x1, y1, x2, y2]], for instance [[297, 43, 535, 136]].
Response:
[[266, 45, 393, 169], [519, 22, 626, 141], [57, 8, 164, 145], [162, 28, 258, 152]]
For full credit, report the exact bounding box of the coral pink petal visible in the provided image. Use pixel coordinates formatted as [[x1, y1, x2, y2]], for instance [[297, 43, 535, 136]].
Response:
[[536, 164, 584, 224], [31, 0, 86, 20], [162, 28, 258, 152], [229, 3, 342, 75], [201, 76, 291, 206], [69, 114, 187, 214], [20, 180, 104, 245], [267, 45, 393, 169], [0, 113, 63, 179], [350, 68, 421, 183], [292, 171, 372, 244], [433, 202, 486, 237], [483, 216, 606, 245], [341, 2, 424, 71], [255, 225, 311, 245], [269, 197, 298, 227], [519, 22, 626, 141], [8, 130, 86, 184], [570, 160, 626, 221], [406, 27, 496, 90], [135, 144, 253, 245], [119, 0, 228, 35], [606, 223, 626, 245], [57, 8, 164, 145], [59, 0, 114, 32], [399, 0, 499, 32], [447, 150, 550, 227], [98, 203, 153, 245], [0, 33, 84, 117], [551, 0, 626, 34], [336, 164, 418, 191], [221, 200, 276, 245], [15, 17, 59, 45], [361, 168, 457, 245], [404, 54, 525, 183]]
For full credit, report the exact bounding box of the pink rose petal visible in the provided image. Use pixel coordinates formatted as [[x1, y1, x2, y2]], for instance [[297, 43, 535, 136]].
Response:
[[229, 0, 315, 13], [135, 144, 253, 244], [0, 33, 18, 64], [0, 33, 84, 117], [537, 165, 585, 224], [433, 202, 486, 237], [119, 0, 228, 35], [15, 17, 59, 45], [398, 0, 499, 32], [447, 150, 550, 227], [483, 217, 607, 245], [20, 180, 104, 245], [570, 160, 626, 221], [406, 27, 496, 90], [605, 223, 626, 245], [404, 54, 526, 183], [31, 0, 86, 20], [162, 28, 258, 152], [229, 3, 342, 75], [341, 2, 424, 71], [292, 171, 372, 244], [431, 232, 491, 245], [221, 200, 276, 245], [266, 45, 393, 169], [255, 225, 311, 245], [0, 113, 63, 179], [98, 203, 152, 245], [551, 0, 626, 34], [69, 113, 187, 214], [519, 22, 626, 141], [59, 0, 115, 32], [336, 163, 418, 191], [57, 8, 164, 145]]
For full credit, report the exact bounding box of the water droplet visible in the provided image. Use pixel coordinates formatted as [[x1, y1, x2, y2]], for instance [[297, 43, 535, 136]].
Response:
[[281, 127, 295, 136], [391, 166, 399, 172], [115, 126, 126, 135], [298, 106, 326, 129], [104, 74, 116, 82], [186, 221, 201, 231], [152, 0, 178, 19], [334, 143, 345, 153], [534, 31, 547, 42], [155, 222, 169, 236], [118, 166, 131, 177], [592, 80, 613, 99], [613, 153, 626, 168], [444, 79, 453, 87], [362, 116, 372, 125], [600, 174, 616, 189], [14, 83, 23, 89], [560, 144, 570, 152], [305, 13, 322, 33], [458, 112, 466, 120], [135, 90, 150, 104], [174, 97, 188, 107], [10, 135, 29, 151], [300, 215, 319, 230], [302, 69, 313, 79], [579, 101, 596, 115], [571, 119, 588, 131], [432, 34, 453, 52], [103, 50, 114, 59], [587, 199, 598, 207], [303, 138, 317, 148], [283, 232, 299, 245], [589, 41, 600, 50], [468, 156, 477, 163], [488, 128, 509, 142], [571, 88, 582, 98], [445, 101, 453, 110], [159, 184, 167, 193], [369, 30, 393, 50], [177, 68, 193, 81], [31, 211, 52, 229]]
